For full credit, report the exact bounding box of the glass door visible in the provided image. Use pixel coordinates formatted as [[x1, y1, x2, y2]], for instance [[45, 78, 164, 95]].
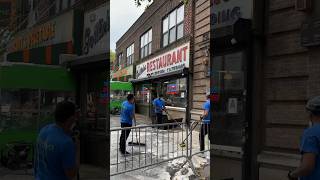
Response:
[[211, 51, 248, 180]]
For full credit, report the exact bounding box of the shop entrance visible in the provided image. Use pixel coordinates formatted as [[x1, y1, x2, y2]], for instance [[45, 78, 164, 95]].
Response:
[[133, 73, 188, 124], [211, 50, 250, 180], [68, 55, 109, 169]]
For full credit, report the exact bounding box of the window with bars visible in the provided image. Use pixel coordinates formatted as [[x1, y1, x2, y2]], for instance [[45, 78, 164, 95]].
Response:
[[126, 44, 134, 66], [140, 29, 152, 59], [162, 5, 184, 47]]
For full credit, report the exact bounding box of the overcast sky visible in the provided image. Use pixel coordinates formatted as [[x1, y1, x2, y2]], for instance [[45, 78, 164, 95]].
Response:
[[110, 0, 150, 52]]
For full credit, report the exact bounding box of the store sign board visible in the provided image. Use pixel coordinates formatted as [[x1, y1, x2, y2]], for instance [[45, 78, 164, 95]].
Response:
[[7, 11, 74, 53], [112, 65, 133, 79], [211, 0, 253, 29], [83, 3, 109, 56], [136, 42, 190, 79]]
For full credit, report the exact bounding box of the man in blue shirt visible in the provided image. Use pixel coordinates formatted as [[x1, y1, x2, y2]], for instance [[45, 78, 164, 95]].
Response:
[[199, 93, 211, 151], [153, 94, 166, 125], [288, 96, 320, 180], [34, 101, 80, 180], [119, 94, 136, 155]]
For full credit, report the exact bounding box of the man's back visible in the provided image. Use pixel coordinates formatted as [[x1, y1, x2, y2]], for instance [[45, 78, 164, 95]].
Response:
[[300, 123, 320, 180], [120, 101, 134, 125], [153, 98, 164, 113], [34, 123, 75, 180]]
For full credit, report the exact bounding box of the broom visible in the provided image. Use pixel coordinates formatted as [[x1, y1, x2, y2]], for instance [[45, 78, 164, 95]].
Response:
[[179, 116, 203, 148], [128, 120, 146, 146]]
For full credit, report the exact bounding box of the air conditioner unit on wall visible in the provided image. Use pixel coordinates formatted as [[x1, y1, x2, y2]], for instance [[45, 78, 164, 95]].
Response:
[[295, 0, 312, 11]]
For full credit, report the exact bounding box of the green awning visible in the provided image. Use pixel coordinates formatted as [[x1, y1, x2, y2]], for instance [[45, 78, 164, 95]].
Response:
[[0, 64, 75, 91], [110, 81, 132, 91]]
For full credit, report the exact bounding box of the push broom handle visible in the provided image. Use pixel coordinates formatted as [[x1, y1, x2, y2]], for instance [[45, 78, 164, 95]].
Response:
[[181, 120, 201, 144], [181, 115, 204, 144]]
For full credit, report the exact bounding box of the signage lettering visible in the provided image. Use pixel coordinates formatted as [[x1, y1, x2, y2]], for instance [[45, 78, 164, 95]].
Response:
[[146, 45, 188, 73], [136, 42, 190, 79], [11, 22, 56, 51], [211, 0, 252, 29], [82, 4, 108, 56], [7, 11, 73, 53], [211, 7, 241, 26], [112, 65, 133, 78], [83, 18, 108, 55]]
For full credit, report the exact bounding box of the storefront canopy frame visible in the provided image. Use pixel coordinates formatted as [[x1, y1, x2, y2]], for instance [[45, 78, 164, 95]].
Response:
[[0, 63, 75, 91], [68, 53, 109, 71], [130, 68, 188, 84]]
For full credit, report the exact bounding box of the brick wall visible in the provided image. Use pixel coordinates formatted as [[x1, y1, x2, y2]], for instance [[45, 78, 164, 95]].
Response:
[[263, 0, 310, 151], [191, 0, 210, 112]]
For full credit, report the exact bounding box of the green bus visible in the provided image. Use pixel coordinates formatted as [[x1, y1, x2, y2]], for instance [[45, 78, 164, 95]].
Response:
[[110, 81, 133, 114]]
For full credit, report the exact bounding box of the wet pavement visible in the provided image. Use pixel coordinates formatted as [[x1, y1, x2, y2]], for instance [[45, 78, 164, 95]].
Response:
[[110, 114, 210, 180]]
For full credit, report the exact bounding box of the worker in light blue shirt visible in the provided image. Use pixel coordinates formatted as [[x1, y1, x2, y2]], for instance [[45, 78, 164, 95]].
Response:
[[34, 101, 79, 180], [119, 94, 135, 155], [288, 96, 320, 180], [199, 92, 211, 151], [153, 94, 166, 125]]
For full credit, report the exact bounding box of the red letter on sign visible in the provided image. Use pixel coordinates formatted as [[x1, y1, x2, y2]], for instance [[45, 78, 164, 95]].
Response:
[[172, 51, 176, 64], [177, 49, 182, 63], [182, 46, 188, 61]]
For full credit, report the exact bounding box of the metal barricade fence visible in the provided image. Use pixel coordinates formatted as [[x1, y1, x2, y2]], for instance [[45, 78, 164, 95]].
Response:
[[110, 121, 210, 177]]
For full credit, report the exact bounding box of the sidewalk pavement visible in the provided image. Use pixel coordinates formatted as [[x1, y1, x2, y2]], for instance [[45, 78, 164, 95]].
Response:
[[0, 164, 106, 180]]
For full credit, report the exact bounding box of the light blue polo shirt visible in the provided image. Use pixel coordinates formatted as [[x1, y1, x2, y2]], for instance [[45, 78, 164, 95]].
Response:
[[202, 100, 211, 124], [300, 123, 320, 180], [34, 124, 76, 180], [120, 100, 134, 125], [153, 98, 165, 114]]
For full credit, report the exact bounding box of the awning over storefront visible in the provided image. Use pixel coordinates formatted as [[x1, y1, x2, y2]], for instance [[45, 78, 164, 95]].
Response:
[[0, 63, 75, 91], [110, 81, 133, 91], [130, 68, 188, 83], [68, 53, 109, 71]]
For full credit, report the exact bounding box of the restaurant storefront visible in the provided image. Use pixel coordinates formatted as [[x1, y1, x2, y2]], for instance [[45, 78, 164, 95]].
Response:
[[131, 41, 190, 122]]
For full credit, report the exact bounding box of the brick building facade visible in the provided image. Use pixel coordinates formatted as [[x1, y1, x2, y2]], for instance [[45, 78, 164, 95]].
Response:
[[116, 0, 196, 121]]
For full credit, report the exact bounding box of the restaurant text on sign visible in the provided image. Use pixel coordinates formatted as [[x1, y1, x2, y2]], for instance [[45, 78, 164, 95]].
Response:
[[136, 42, 190, 79], [147, 45, 188, 73]]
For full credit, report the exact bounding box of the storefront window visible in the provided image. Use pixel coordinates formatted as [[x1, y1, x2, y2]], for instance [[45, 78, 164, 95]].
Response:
[[135, 84, 151, 104], [0, 89, 74, 132], [161, 77, 187, 108], [84, 71, 108, 131]]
